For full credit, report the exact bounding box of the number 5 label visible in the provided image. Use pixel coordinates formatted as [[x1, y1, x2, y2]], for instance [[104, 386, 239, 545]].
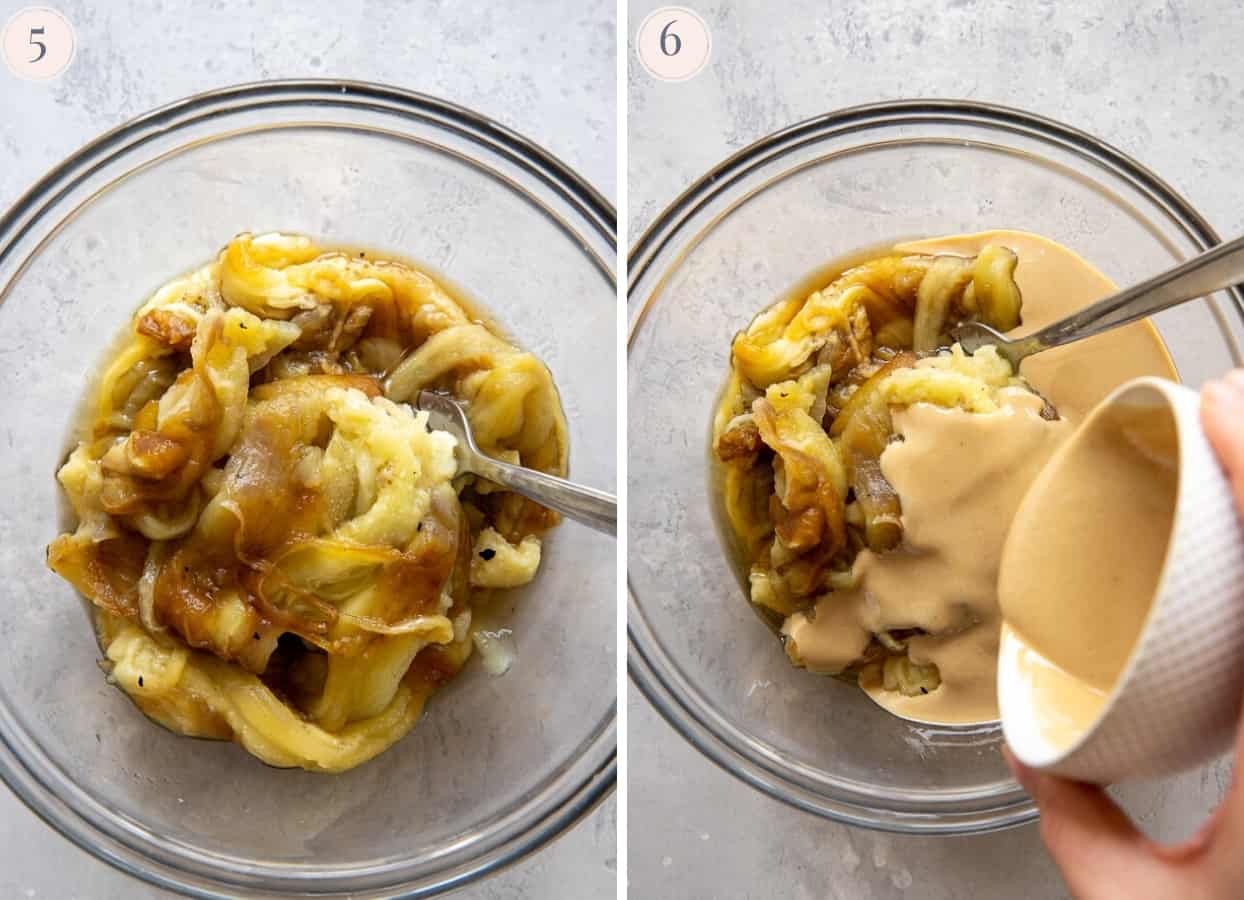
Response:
[[636, 6, 711, 82], [2, 6, 75, 81]]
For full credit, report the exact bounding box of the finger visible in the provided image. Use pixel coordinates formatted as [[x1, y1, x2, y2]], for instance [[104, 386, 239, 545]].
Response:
[[1005, 750, 1171, 898], [1006, 750, 1144, 855], [1201, 374, 1244, 515], [1198, 374, 1244, 874], [1201, 686, 1244, 877]]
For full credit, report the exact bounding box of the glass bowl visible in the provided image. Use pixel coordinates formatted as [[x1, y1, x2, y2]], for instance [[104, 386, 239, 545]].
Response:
[[0, 80, 616, 896], [628, 100, 1244, 835]]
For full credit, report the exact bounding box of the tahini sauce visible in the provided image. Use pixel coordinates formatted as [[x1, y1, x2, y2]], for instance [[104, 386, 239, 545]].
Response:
[[998, 395, 1178, 749]]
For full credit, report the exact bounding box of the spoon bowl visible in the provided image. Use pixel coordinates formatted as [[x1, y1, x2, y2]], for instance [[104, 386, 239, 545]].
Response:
[[949, 321, 1037, 368], [414, 391, 617, 536]]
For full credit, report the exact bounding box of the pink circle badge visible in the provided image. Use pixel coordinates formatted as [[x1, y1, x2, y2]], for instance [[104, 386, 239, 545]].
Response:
[[636, 6, 711, 83], [3, 6, 76, 81]]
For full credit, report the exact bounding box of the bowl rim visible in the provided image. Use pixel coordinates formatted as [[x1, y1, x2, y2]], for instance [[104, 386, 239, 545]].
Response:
[[627, 97, 1244, 835], [0, 78, 616, 898], [0, 78, 616, 272]]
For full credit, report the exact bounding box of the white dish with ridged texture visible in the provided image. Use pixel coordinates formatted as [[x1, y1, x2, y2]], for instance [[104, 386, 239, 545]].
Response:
[[999, 376, 1244, 783]]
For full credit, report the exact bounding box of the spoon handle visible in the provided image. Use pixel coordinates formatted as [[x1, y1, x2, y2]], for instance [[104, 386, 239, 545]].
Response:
[[1030, 234, 1244, 351], [468, 454, 617, 536]]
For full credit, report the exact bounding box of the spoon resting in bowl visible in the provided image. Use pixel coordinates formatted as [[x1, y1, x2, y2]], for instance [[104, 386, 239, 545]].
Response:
[[953, 233, 1244, 368], [414, 390, 617, 536]]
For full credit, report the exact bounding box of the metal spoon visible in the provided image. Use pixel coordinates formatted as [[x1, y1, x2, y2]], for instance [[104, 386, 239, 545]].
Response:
[[951, 234, 1244, 369], [414, 390, 616, 537]]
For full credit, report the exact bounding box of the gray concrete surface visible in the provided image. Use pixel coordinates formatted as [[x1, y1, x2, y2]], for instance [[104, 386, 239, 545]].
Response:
[[627, 1, 1243, 897], [0, 1, 615, 897]]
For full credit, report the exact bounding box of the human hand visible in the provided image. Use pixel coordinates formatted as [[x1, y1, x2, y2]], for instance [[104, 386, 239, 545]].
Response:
[[1001, 371, 1244, 900]]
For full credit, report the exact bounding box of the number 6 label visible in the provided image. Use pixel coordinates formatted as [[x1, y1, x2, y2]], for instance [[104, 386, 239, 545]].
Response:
[[2, 6, 75, 81], [636, 6, 711, 82]]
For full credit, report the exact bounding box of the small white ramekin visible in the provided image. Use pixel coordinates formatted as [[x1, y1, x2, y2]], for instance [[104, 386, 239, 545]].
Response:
[[999, 376, 1244, 783]]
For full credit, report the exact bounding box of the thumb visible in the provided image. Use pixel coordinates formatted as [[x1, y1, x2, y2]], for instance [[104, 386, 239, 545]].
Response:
[[1004, 749, 1171, 899], [1201, 373, 1244, 516]]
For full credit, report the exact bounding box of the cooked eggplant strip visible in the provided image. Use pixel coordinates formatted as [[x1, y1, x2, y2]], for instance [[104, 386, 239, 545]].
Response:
[[911, 256, 973, 352], [830, 352, 918, 552], [722, 463, 774, 559], [752, 397, 848, 562], [730, 257, 920, 388], [828, 352, 918, 440], [731, 248, 1024, 390], [849, 457, 903, 553], [969, 245, 1022, 333]]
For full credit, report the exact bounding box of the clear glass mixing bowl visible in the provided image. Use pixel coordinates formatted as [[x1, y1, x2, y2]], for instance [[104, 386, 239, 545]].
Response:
[[0, 80, 616, 896], [628, 100, 1244, 834]]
